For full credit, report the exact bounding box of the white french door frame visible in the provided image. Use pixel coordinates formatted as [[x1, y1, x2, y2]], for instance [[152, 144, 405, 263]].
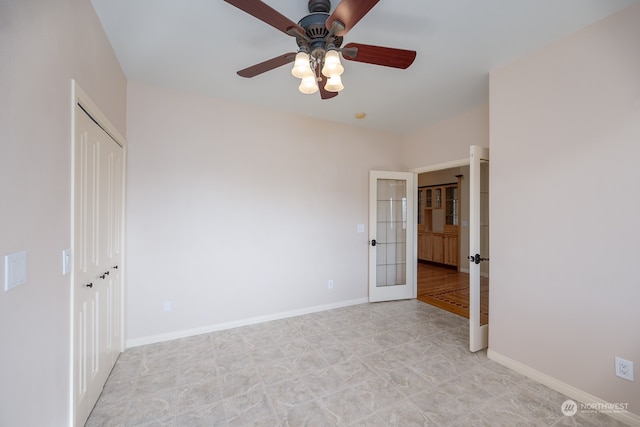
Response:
[[410, 151, 490, 352], [469, 145, 489, 352], [70, 80, 126, 427], [368, 171, 417, 302]]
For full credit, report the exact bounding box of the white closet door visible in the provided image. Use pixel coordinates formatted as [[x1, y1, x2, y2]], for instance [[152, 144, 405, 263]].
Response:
[[73, 105, 123, 426], [99, 131, 123, 369]]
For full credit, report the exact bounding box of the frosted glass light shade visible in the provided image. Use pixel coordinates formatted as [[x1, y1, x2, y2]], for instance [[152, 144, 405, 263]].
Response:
[[321, 50, 344, 77], [324, 75, 344, 92], [299, 75, 318, 94], [291, 52, 313, 78]]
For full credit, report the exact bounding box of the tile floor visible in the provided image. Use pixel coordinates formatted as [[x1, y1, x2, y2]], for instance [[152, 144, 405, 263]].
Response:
[[86, 300, 626, 426]]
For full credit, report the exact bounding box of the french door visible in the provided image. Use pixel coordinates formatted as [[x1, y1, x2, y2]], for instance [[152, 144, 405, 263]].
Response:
[[73, 103, 124, 426], [469, 145, 489, 352], [368, 171, 416, 302]]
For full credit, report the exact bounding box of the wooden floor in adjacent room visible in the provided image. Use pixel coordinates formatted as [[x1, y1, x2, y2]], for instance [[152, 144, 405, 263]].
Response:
[[417, 262, 489, 325]]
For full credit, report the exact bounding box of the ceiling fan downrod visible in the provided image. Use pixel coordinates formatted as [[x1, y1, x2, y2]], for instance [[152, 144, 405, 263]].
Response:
[[307, 0, 331, 13]]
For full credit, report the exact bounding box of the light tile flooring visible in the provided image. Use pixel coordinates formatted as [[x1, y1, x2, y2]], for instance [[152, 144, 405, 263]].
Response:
[[87, 300, 625, 426]]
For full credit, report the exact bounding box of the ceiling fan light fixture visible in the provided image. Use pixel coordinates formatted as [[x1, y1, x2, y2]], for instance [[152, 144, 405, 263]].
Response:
[[225, 0, 417, 100], [299, 75, 319, 94], [321, 49, 344, 77], [291, 52, 313, 78], [324, 74, 344, 92]]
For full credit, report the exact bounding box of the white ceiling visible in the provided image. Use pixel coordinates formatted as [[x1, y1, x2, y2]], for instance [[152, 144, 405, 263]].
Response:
[[91, 0, 639, 134]]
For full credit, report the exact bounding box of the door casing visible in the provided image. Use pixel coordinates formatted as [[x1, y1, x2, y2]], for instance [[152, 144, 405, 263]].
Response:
[[410, 151, 490, 352], [70, 80, 126, 427]]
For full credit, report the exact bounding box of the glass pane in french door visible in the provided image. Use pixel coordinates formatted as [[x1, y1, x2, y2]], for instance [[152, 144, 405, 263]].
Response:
[[480, 160, 490, 325], [375, 178, 407, 287]]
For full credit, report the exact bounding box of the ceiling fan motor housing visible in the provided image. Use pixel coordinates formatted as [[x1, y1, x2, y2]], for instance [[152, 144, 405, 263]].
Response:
[[296, 13, 343, 60]]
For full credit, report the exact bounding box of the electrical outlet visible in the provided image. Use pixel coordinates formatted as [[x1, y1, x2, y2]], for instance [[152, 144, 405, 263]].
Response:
[[615, 357, 634, 381], [163, 301, 172, 313], [327, 280, 334, 289]]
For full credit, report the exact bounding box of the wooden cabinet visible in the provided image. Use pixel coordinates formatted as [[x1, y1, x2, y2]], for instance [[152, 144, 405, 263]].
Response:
[[424, 233, 433, 261], [431, 233, 444, 264], [418, 181, 460, 267], [418, 232, 433, 261], [443, 234, 458, 266], [418, 232, 427, 260], [445, 186, 458, 226]]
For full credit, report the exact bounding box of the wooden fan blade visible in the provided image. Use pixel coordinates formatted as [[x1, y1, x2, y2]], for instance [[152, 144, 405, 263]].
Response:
[[326, 0, 379, 36], [342, 42, 416, 69], [317, 66, 339, 100], [224, 0, 305, 37], [237, 53, 297, 78]]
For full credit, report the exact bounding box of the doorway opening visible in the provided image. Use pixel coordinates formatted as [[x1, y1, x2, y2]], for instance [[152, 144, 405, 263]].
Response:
[[412, 161, 488, 325]]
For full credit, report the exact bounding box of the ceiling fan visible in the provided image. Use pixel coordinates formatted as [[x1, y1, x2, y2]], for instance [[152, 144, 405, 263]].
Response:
[[223, 0, 417, 99]]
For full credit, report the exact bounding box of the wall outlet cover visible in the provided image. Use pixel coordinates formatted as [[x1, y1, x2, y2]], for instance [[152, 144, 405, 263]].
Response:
[[615, 357, 634, 381]]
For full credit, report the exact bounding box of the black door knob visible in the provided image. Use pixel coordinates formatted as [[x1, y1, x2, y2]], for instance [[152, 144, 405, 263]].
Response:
[[86, 283, 93, 288], [370, 239, 377, 247], [469, 254, 489, 264]]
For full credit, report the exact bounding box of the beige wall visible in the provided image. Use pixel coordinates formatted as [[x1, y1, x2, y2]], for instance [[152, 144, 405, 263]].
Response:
[[0, 0, 126, 425], [402, 105, 489, 170], [125, 81, 404, 342], [490, 3, 640, 416]]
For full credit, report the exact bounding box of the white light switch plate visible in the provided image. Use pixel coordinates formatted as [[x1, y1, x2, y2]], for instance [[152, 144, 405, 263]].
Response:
[[5, 251, 28, 291], [357, 224, 365, 233], [62, 249, 71, 275]]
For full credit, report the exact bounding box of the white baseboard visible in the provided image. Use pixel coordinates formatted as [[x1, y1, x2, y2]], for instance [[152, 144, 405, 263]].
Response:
[[126, 297, 369, 348], [487, 349, 640, 426]]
